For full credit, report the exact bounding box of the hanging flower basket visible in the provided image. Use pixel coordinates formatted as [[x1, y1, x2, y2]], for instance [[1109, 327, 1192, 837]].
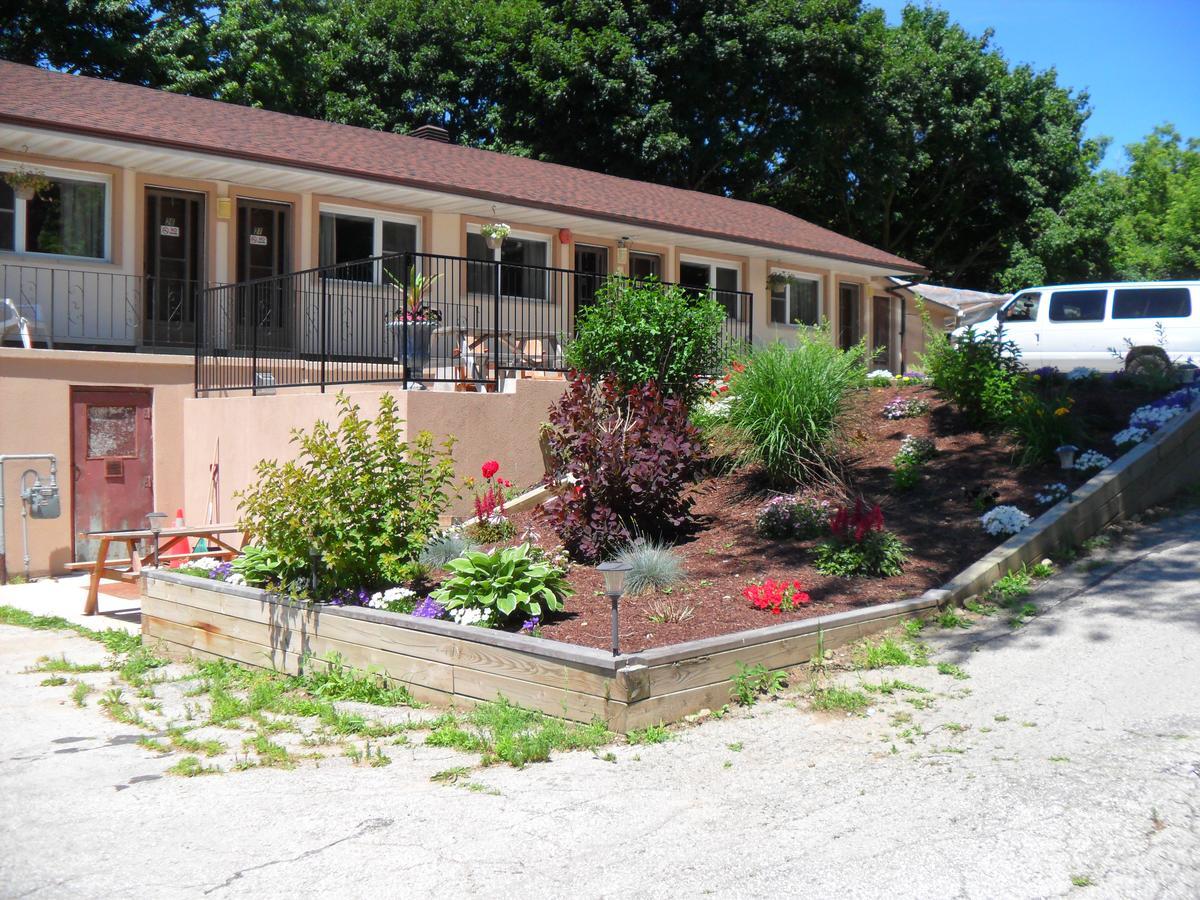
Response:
[[4, 166, 51, 201], [481, 222, 510, 250]]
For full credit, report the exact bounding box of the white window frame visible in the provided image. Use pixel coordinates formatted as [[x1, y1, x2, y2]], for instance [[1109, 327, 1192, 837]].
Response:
[[0, 163, 112, 263], [318, 203, 422, 285], [465, 224, 552, 301], [768, 269, 822, 327], [679, 255, 743, 320]]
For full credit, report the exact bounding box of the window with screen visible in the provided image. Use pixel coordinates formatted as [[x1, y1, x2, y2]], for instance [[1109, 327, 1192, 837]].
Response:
[[1112, 287, 1191, 319], [1048, 290, 1107, 322]]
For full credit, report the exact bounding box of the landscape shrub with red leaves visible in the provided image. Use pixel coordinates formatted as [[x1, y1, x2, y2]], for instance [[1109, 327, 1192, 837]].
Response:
[[542, 373, 705, 562]]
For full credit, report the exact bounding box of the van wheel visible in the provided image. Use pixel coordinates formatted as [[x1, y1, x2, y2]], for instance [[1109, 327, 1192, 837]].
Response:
[[1125, 346, 1171, 376]]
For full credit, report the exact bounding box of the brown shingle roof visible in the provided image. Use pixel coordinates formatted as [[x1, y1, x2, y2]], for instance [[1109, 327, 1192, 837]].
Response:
[[0, 61, 922, 272]]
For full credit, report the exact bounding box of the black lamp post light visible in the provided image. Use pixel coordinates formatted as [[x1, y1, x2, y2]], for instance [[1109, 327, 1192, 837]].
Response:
[[146, 511, 167, 567], [596, 559, 632, 656]]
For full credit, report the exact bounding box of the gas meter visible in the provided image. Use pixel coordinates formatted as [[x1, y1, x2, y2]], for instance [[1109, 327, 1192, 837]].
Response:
[[22, 472, 61, 519]]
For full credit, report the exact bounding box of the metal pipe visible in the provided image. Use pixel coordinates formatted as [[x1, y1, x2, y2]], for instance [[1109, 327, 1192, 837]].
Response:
[[0, 454, 57, 585]]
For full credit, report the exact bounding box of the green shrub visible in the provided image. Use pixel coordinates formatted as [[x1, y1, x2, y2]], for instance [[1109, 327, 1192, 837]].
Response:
[[890, 435, 936, 491], [922, 326, 1023, 429], [1006, 387, 1083, 467], [566, 277, 727, 406], [724, 331, 866, 485], [614, 537, 684, 595], [235, 392, 457, 595], [814, 531, 909, 577], [431, 543, 571, 622]]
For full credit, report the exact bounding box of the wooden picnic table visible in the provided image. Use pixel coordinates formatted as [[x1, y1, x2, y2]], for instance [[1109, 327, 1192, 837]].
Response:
[[76, 524, 243, 615]]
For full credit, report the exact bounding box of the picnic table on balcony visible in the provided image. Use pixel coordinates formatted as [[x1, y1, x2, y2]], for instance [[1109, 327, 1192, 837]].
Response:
[[73, 524, 243, 615]]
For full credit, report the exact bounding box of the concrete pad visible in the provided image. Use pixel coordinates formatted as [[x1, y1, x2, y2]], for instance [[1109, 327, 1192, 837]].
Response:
[[0, 574, 141, 635]]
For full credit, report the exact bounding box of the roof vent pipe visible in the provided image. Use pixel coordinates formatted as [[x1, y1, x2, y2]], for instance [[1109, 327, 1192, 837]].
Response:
[[410, 124, 449, 143]]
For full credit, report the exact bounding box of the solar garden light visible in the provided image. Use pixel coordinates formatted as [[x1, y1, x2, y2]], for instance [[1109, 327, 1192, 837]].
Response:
[[596, 559, 632, 656], [1055, 444, 1078, 471], [146, 512, 167, 567]]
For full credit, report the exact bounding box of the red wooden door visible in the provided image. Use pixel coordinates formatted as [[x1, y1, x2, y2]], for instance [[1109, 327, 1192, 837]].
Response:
[[71, 388, 154, 561]]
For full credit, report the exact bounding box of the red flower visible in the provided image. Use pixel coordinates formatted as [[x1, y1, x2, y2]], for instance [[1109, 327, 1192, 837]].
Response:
[[481, 460, 500, 479], [731, 361, 746, 373]]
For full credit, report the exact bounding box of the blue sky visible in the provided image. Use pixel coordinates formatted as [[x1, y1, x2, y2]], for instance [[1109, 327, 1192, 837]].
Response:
[[874, 0, 1200, 170]]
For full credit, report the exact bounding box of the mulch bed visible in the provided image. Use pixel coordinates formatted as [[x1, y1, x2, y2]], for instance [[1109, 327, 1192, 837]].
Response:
[[466, 382, 1159, 653]]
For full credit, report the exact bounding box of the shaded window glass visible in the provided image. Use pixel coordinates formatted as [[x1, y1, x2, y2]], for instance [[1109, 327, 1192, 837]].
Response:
[[1112, 287, 1191, 319], [629, 251, 661, 280], [770, 285, 788, 324], [0, 181, 13, 251], [1048, 290, 1107, 322], [319, 213, 373, 281], [793, 278, 819, 325], [26, 177, 105, 258], [381, 221, 417, 283], [501, 237, 547, 299], [466, 232, 493, 294]]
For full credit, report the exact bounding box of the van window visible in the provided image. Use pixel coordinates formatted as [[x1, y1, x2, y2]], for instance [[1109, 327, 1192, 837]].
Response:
[[1003, 292, 1040, 322], [1112, 287, 1191, 319], [1048, 290, 1107, 322]]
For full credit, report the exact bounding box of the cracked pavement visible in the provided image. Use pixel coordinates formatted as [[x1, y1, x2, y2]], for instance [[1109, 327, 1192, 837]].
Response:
[[2, 507, 1199, 898]]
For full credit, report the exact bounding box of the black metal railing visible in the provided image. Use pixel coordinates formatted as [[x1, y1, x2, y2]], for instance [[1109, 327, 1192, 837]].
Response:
[[194, 252, 753, 394], [0, 262, 206, 350]]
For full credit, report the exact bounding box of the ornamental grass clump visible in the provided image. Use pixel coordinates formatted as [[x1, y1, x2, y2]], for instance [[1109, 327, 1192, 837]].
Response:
[[724, 331, 866, 487], [235, 393, 456, 596], [613, 537, 684, 595], [813, 499, 908, 577], [543, 374, 705, 562]]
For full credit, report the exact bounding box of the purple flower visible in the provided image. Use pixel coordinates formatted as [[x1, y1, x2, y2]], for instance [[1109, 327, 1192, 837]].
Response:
[[520, 616, 541, 634], [1032, 366, 1059, 379], [327, 587, 370, 607], [411, 596, 446, 619], [209, 561, 234, 580], [902, 371, 926, 380]]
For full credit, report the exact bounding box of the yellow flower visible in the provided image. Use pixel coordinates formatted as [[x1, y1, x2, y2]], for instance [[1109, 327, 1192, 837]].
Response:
[[1054, 406, 1070, 417]]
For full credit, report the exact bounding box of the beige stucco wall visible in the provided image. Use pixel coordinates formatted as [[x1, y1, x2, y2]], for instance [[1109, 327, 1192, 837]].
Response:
[[0, 347, 193, 578], [181, 378, 567, 532]]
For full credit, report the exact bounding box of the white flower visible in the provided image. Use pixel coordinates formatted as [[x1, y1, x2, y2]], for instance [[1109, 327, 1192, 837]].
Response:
[[225, 573, 246, 586], [450, 607, 494, 627], [1034, 483, 1070, 505], [189, 556, 223, 572], [866, 369, 894, 382], [1129, 404, 1182, 430], [1074, 450, 1112, 474], [1112, 427, 1148, 447], [367, 586, 415, 610], [1066, 366, 1098, 381], [979, 505, 1032, 536]]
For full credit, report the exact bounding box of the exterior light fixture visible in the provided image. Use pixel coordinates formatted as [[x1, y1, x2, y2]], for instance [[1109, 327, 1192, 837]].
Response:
[[146, 512, 168, 567], [1055, 444, 1078, 470], [597, 559, 632, 656]]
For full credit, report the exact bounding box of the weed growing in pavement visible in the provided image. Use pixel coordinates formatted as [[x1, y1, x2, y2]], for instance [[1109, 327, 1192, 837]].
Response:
[[854, 636, 925, 669], [935, 608, 969, 629], [167, 727, 226, 757], [32, 655, 103, 674], [99, 688, 153, 729], [863, 679, 927, 695], [291, 652, 419, 707], [168, 755, 221, 777], [138, 737, 170, 753], [902, 618, 925, 638], [1070, 874, 1094, 887], [425, 698, 611, 766], [39, 675, 68, 686], [809, 685, 871, 714], [626, 723, 672, 745], [431, 766, 471, 784], [730, 662, 787, 706], [70, 680, 92, 707], [727, 742, 744, 752], [937, 662, 970, 680]]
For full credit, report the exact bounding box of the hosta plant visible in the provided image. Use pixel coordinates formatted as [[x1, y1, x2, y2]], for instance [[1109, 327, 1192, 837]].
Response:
[[431, 543, 571, 623]]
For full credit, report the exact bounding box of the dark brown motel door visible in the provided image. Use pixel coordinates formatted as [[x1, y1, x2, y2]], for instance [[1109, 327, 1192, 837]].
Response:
[[235, 199, 292, 350]]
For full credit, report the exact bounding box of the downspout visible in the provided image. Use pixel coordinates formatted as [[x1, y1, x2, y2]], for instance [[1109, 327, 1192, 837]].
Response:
[[884, 277, 922, 376]]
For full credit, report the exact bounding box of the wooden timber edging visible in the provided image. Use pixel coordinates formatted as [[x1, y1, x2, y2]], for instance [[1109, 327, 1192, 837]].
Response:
[[140, 397, 1200, 731], [937, 395, 1200, 603], [141, 568, 941, 732]]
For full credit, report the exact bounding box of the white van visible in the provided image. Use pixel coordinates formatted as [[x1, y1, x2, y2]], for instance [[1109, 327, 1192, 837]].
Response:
[[962, 281, 1200, 372]]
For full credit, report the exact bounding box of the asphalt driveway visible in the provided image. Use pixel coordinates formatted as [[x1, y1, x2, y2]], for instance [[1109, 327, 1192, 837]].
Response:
[[1, 507, 1198, 899]]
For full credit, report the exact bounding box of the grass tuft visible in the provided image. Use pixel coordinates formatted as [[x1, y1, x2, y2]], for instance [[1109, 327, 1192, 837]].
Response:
[[809, 685, 871, 713]]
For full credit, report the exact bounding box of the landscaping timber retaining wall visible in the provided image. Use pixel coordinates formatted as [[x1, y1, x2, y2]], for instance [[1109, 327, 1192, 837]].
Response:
[[141, 571, 941, 732], [141, 398, 1200, 730]]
